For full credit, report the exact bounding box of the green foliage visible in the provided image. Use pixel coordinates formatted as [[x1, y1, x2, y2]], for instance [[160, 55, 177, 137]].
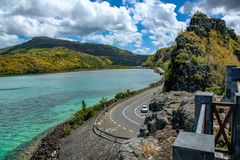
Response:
[[216, 132, 231, 149], [82, 100, 87, 110], [0, 47, 113, 75], [205, 85, 224, 95], [63, 125, 72, 137], [62, 89, 140, 137], [115, 90, 136, 100], [147, 21, 240, 92], [1, 36, 147, 66]]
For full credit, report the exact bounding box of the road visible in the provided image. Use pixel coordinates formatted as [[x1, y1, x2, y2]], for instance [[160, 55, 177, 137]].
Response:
[[96, 86, 161, 138]]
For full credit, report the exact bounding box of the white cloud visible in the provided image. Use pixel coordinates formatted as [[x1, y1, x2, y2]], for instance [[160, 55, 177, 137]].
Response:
[[223, 12, 240, 34], [134, 47, 152, 55], [82, 31, 142, 47], [133, 0, 186, 48], [0, 33, 22, 48], [179, 0, 240, 35], [0, 0, 141, 48]]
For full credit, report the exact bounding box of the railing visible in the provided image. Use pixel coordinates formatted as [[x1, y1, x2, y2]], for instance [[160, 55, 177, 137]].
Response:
[[213, 102, 234, 154], [237, 81, 240, 93], [196, 104, 206, 134], [93, 109, 130, 144]]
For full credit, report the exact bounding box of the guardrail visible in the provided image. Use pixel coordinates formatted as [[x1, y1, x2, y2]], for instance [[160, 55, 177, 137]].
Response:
[[237, 81, 240, 93], [93, 108, 130, 144], [196, 104, 206, 134]]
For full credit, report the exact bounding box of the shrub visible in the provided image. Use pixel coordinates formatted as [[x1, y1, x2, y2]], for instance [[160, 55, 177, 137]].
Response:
[[205, 85, 224, 95], [63, 125, 72, 136]]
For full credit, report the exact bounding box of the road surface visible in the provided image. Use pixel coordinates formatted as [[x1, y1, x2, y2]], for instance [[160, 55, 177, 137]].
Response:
[[96, 86, 161, 138]]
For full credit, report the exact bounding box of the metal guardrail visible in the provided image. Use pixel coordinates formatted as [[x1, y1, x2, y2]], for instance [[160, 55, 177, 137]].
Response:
[[196, 104, 206, 134], [93, 108, 130, 144]]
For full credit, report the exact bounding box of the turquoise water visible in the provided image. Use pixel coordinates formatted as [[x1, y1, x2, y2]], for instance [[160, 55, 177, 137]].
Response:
[[0, 69, 160, 159]]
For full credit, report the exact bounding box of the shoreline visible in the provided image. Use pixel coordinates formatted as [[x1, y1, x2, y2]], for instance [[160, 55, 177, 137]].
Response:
[[6, 78, 163, 160], [0, 66, 149, 78]]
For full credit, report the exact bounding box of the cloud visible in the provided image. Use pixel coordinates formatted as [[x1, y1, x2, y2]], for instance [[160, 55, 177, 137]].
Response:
[[81, 31, 142, 47], [179, 0, 240, 35], [0, 0, 141, 47], [223, 12, 240, 34], [180, 0, 240, 15], [0, 33, 22, 48], [133, 47, 152, 55], [133, 0, 186, 48]]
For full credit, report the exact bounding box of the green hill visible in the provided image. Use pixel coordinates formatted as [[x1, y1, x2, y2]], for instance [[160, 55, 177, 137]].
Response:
[[143, 12, 240, 92], [0, 37, 147, 66], [0, 47, 113, 75]]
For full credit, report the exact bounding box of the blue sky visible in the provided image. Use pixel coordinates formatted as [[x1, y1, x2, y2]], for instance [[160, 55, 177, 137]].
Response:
[[0, 0, 239, 54]]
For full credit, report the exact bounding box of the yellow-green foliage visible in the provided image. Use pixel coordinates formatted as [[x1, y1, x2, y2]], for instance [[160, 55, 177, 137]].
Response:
[[0, 47, 112, 75], [143, 46, 174, 70], [145, 29, 240, 91]]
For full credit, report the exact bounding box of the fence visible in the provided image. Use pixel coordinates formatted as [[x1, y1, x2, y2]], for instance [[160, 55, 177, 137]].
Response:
[[173, 66, 240, 160]]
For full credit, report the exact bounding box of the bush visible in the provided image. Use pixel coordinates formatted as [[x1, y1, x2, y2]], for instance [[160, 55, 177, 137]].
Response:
[[115, 90, 136, 100], [205, 85, 224, 95], [63, 125, 72, 136]]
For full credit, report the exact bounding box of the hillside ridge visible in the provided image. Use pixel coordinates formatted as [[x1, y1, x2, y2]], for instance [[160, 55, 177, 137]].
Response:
[[0, 36, 147, 66], [144, 12, 240, 92]]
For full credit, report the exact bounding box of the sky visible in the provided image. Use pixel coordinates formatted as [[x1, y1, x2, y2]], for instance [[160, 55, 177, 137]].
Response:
[[0, 0, 239, 55]]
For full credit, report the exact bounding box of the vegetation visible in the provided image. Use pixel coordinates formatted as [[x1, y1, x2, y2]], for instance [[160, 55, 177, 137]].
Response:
[[62, 89, 137, 136], [61, 80, 162, 137], [115, 90, 137, 100], [0, 36, 147, 66], [143, 12, 240, 92], [205, 85, 224, 95], [0, 47, 113, 75]]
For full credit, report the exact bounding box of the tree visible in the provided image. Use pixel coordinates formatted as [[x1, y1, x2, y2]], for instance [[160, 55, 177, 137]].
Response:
[[82, 100, 87, 110]]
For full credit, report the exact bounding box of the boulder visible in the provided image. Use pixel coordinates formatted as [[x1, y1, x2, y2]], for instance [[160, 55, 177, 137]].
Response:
[[117, 138, 159, 160]]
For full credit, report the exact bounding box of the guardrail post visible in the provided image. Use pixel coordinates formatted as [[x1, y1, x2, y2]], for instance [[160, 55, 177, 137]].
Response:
[[195, 91, 214, 134], [233, 93, 240, 159], [231, 67, 240, 101], [226, 65, 237, 99]]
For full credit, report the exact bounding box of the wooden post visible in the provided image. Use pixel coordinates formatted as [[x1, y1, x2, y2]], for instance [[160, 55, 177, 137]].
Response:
[[225, 65, 236, 99], [233, 93, 240, 159]]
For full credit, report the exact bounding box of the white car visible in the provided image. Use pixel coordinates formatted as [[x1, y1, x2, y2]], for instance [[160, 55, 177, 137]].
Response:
[[141, 104, 148, 113]]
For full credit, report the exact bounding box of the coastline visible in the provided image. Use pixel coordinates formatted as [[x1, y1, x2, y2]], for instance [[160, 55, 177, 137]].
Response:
[[0, 66, 137, 78], [10, 79, 163, 160]]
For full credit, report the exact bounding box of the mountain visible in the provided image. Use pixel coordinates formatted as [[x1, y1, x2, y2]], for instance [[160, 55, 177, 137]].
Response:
[[0, 47, 113, 75], [0, 37, 147, 66], [143, 12, 240, 92]]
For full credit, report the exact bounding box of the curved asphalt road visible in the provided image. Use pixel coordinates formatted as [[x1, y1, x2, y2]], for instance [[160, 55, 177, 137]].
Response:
[[98, 86, 161, 138]]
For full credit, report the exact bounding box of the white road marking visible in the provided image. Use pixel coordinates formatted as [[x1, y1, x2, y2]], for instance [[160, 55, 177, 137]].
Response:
[[122, 127, 127, 130], [129, 130, 134, 133], [122, 92, 153, 126], [134, 103, 151, 120], [118, 124, 121, 127]]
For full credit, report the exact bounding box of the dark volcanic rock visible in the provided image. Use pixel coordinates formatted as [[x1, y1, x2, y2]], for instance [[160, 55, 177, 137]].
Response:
[[187, 11, 237, 39]]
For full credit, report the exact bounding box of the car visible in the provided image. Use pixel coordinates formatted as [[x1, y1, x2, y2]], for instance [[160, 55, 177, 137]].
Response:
[[141, 104, 148, 113]]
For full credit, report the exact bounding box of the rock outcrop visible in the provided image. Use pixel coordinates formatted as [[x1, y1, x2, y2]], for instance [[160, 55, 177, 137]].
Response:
[[143, 12, 240, 92]]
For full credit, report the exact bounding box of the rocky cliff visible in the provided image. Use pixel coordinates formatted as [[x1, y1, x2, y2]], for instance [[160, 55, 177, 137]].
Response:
[[143, 12, 240, 92]]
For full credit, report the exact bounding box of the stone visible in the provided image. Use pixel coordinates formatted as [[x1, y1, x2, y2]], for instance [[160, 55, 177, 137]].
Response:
[[117, 138, 159, 160]]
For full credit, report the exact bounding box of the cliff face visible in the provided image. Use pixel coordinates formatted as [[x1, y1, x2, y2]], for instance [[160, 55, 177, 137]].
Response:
[[144, 12, 240, 92]]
